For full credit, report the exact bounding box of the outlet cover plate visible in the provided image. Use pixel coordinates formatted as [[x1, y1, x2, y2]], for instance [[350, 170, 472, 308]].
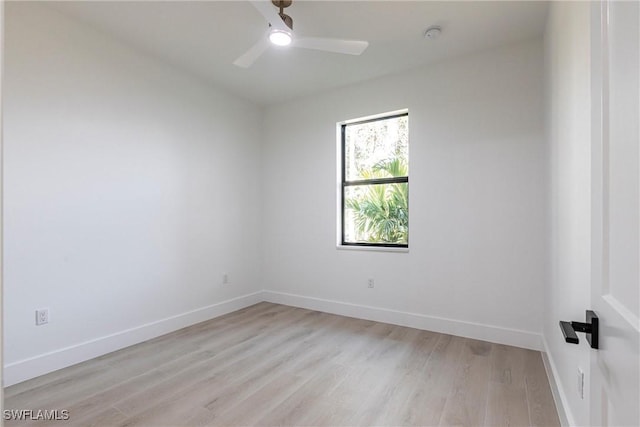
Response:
[[35, 309, 49, 326]]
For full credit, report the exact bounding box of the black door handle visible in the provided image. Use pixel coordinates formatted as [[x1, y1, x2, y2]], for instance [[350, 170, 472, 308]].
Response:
[[559, 310, 599, 349]]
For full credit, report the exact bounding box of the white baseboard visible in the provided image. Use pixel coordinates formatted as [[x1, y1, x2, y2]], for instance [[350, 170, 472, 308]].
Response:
[[263, 290, 542, 351], [4, 290, 544, 387], [3, 291, 264, 387], [541, 335, 575, 427]]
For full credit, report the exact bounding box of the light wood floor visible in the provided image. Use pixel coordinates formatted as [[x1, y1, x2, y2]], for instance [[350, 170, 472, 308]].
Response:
[[5, 302, 560, 426]]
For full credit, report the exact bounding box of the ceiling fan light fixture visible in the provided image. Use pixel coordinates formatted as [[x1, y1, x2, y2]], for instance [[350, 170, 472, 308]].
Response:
[[269, 28, 292, 46]]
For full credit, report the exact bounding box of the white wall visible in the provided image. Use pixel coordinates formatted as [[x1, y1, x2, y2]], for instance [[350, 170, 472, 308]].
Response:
[[262, 40, 547, 349], [543, 2, 592, 426], [1, 0, 5, 404], [3, 3, 263, 385]]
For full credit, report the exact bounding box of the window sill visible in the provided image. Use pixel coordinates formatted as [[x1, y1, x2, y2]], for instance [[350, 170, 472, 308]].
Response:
[[336, 245, 409, 253]]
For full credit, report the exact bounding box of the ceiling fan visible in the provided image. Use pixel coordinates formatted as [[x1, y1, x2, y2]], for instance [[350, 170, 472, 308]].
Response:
[[234, 0, 369, 68]]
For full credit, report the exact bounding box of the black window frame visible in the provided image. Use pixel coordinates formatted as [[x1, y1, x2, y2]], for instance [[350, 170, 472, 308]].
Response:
[[340, 112, 409, 248]]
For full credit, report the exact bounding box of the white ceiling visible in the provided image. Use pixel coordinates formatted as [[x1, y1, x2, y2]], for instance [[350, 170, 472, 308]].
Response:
[[48, 1, 549, 106]]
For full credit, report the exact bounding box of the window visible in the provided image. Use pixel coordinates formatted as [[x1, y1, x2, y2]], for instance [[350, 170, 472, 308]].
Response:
[[340, 111, 409, 248]]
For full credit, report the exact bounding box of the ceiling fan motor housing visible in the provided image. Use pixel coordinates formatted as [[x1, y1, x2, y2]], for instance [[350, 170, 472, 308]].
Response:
[[272, 0, 292, 8]]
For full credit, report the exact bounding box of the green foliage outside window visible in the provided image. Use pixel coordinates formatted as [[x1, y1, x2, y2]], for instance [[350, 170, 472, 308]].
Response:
[[345, 158, 408, 244]]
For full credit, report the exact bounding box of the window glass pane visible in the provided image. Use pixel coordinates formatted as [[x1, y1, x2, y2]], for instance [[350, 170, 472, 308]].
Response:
[[344, 183, 408, 245], [345, 115, 408, 182]]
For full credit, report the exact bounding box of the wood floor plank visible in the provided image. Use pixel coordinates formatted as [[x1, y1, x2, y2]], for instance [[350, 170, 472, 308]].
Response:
[[73, 407, 127, 427], [4, 303, 561, 427], [210, 372, 311, 426], [353, 328, 428, 426], [63, 369, 168, 425], [484, 382, 531, 426], [300, 363, 383, 426], [255, 364, 348, 426], [438, 338, 492, 426], [397, 329, 441, 372], [489, 343, 530, 387], [401, 334, 465, 426], [524, 350, 561, 427]]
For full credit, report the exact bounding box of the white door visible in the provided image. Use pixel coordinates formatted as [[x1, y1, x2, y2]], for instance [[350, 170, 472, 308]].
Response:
[[590, 1, 640, 426]]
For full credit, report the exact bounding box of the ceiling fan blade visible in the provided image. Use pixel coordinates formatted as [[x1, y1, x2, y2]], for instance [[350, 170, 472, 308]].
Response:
[[249, 0, 289, 32], [293, 37, 369, 55], [233, 38, 270, 68]]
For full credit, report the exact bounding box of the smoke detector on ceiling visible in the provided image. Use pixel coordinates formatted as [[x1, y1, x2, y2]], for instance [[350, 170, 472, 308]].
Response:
[[424, 26, 442, 40]]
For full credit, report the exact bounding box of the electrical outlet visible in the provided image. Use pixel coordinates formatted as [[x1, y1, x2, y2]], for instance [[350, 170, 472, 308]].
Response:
[[368, 278, 375, 288], [222, 273, 229, 284], [577, 368, 584, 399], [35, 308, 49, 326]]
